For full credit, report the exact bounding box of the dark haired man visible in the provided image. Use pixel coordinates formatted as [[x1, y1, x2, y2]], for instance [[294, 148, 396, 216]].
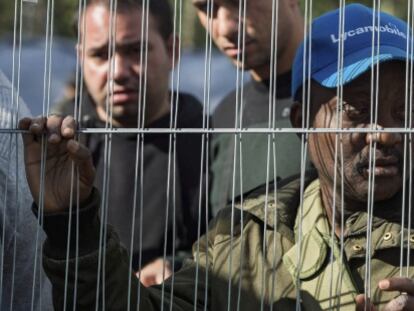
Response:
[[53, 0, 208, 286], [191, 0, 306, 215], [22, 4, 414, 311]]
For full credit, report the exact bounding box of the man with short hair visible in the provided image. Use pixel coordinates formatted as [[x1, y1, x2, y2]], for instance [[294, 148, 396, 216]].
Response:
[[21, 4, 414, 310], [53, 0, 207, 286], [191, 0, 305, 215]]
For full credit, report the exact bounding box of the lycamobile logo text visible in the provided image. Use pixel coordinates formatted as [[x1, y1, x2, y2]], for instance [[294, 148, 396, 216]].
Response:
[[331, 23, 406, 43]]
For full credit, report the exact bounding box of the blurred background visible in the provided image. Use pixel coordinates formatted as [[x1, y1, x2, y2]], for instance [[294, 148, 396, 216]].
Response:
[[0, 0, 409, 115]]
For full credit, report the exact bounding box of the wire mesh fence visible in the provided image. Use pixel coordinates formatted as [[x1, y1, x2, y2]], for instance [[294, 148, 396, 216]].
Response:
[[0, 0, 413, 310]]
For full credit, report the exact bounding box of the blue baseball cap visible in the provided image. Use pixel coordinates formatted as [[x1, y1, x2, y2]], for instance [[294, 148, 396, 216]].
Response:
[[292, 4, 411, 101]]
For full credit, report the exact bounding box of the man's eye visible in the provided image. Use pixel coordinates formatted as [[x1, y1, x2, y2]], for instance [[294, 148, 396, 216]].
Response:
[[341, 102, 369, 119], [127, 48, 141, 56], [91, 51, 108, 60]]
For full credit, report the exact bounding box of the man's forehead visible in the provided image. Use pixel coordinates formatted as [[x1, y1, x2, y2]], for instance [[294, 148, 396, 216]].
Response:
[[84, 29, 144, 51], [307, 61, 407, 109], [83, 5, 158, 45], [192, 0, 276, 5], [85, 4, 143, 22], [344, 61, 406, 93], [192, 0, 240, 7], [84, 4, 152, 30]]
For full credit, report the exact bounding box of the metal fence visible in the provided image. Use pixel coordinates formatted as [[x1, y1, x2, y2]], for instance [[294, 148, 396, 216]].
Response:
[[0, 0, 413, 310]]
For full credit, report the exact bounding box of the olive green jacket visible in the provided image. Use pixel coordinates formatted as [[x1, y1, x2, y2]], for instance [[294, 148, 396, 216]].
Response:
[[43, 177, 414, 310]]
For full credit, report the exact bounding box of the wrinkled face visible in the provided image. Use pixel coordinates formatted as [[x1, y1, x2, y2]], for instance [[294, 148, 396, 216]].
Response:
[[192, 0, 294, 73], [308, 62, 409, 204], [80, 5, 173, 127]]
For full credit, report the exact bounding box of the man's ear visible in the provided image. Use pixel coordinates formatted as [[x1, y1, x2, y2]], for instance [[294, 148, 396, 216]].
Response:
[[290, 101, 303, 129], [166, 34, 179, 69]]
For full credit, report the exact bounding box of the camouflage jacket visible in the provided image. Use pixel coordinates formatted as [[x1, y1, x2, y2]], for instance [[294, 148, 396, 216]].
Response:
[[42, 176, 414, 310]]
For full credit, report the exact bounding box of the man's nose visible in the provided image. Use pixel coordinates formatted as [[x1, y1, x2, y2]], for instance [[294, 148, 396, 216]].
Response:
[[112, 54, 131, 83], [216, 7, 240, 40], [365, 125, 402, 147]]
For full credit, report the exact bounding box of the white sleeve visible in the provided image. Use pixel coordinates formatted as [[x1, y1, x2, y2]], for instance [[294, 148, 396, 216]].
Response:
[[0, 70, 53, 310], [0, 70, 31, 159]]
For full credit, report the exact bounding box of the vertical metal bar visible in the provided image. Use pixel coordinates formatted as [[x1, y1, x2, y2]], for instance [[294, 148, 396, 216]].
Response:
[[194, 0, 214, 309], [0, 0, 23, 309], [296, 0, 313, 309], [226, 0, 248, 309], [329, 1, 346, 309], [168, 0, 184, 308], [31, 0, 55, 308], [405, 0, 414, 276], [95, 0, 117, 309]]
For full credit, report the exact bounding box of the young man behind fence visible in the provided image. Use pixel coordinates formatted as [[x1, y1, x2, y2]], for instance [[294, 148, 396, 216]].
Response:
[[52, 0, 209, 286], [191, 0, 305, 215]]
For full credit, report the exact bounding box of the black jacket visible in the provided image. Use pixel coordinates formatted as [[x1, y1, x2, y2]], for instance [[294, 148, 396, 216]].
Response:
[[53, 91, 209, 269]]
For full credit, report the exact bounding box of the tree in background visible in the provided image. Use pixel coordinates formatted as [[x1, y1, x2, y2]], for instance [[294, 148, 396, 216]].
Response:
[[310, 0, 407, 19], [0, 0, 77, 38]]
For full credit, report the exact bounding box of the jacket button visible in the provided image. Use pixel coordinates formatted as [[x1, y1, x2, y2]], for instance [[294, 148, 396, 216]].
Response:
[[410, 235, 414, 243], [383, 233, 392, 241], [353, 244, 363, 252]]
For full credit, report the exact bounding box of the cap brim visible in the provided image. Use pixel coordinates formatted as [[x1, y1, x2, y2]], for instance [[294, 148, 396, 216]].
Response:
[[313, 45, 411, 88]]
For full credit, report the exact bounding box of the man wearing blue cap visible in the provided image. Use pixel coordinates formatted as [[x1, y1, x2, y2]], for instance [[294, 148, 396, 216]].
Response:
[[18, 4, 414, 310]]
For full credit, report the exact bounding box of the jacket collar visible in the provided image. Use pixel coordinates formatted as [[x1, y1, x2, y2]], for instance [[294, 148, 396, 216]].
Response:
[[293, 179, 331, 240], [235, 171, 318, 230]]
